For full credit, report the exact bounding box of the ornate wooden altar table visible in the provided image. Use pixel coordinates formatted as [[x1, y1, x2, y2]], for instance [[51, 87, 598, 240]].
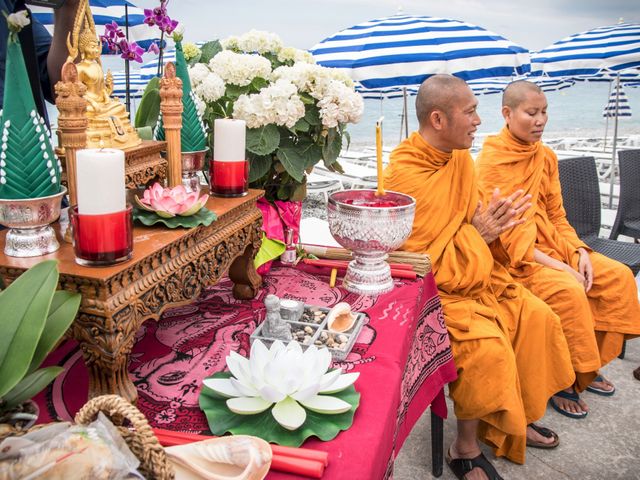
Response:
[[0, 190, 263, 404]]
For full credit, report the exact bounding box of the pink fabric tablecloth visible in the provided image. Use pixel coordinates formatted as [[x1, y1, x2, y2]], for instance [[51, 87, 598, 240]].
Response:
[[35, 265, 456, 480]]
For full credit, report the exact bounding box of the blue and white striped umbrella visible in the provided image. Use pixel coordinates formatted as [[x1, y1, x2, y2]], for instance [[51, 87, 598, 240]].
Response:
[[531, 23, 640, 77], [110, 71, 147, 98], [31, 0, 160, 54], [602, 84, 632, 118], [309, 14, 530, 91], [467, 76, 575, 96]]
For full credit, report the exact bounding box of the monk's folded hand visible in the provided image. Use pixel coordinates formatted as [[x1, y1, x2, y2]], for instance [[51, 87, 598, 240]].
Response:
[[577, 248, 593, 292], [472, 188, 532, 243]]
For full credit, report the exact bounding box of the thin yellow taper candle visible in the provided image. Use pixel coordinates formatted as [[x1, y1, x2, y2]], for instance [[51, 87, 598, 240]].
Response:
[[376, 116, 385, 196]]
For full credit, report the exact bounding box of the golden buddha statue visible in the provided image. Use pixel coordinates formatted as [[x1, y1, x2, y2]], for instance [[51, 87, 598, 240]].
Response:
[[66, 0, 140, 150]]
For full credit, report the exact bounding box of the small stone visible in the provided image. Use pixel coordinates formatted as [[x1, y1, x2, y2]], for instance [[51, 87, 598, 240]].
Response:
[[327, 339, 336, 348], [303, 335, 312, 344], [319, 331, 328, 341], [304, 326, 314, 334], [338, 334, 348, 344], [314, 340, 323, 346]]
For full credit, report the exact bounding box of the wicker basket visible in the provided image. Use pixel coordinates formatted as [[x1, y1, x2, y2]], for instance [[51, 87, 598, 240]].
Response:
[[75, 394, 174, 479]]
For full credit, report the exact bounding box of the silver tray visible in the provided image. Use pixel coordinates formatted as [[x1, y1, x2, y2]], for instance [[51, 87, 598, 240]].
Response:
[[251, 304, 366, 361]]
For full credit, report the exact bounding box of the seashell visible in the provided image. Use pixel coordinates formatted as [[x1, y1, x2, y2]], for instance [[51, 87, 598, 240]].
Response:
[[165, 434, 272, 480], [326, 302, 356, 333]]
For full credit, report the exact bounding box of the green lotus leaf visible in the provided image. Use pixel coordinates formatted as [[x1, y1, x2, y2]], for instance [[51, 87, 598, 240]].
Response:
[[133, 207, 217, 228], [199, 371, 360, 447]]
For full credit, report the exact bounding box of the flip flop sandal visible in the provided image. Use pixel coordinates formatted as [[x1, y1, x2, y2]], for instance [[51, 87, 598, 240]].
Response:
[[446, 448, 504, 480], [526, 423, 560, 449], [586, 375, 616, 396], [549, 389, 588, 419]]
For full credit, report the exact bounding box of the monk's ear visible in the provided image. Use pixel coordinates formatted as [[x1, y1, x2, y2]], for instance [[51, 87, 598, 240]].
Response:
[[430, 110, 445, 131], [501, 105, 512, 122]]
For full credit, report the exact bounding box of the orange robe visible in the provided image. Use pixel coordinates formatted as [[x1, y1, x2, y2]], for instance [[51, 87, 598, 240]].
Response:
[[477, 127, 640, 390], [384, 132, 574, 464]]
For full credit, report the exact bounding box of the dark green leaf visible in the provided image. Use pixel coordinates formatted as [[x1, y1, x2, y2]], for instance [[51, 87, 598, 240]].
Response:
[[0, 261, 58, 398], [276, 147, 306, 183], [134, 77, 161, 129], [199, 372, 360, 447], [225, 84, 251, 100], [199, 40, 223, 64], [2, 367, 63, 410], [246, 125, 280, 156], [248, 155, 272, 182], [250, 77, 269, 92], [322, 128, 342, 167], [304, 106, 321, 126], [299, 93, 315, 105], [28, 291, 80, 375], [292, 118, 309, 133], [133, 207, 217, 228]]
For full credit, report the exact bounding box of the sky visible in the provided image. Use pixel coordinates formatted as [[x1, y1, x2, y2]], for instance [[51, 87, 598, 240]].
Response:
[[134, 0, 640, 51]]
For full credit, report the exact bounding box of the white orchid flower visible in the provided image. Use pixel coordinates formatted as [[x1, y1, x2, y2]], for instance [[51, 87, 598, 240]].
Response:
[[204, 340, 359, 431]]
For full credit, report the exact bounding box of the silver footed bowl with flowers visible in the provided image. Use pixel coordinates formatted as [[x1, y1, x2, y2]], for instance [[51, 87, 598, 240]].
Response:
[[327, 189, 416, 295], [134, 183, 216, 228], [0, 187, 67, 257]]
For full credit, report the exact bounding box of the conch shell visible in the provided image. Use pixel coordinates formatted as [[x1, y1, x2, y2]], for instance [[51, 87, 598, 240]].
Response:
[[326, 302, 356, 333], [165, 435, 272, 480]]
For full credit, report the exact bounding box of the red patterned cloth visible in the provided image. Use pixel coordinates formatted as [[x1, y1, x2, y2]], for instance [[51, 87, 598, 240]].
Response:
[[35, 266, 456, 479]]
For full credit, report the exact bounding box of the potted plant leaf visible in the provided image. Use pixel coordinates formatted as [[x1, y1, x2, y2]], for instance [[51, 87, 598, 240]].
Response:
[[0, 260, 81, 435]]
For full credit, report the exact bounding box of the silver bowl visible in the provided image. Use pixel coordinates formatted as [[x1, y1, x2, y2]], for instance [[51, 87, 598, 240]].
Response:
[[0, 187, 67, 257], [181, 148, 208, 193], [327, 189, 416, 295]]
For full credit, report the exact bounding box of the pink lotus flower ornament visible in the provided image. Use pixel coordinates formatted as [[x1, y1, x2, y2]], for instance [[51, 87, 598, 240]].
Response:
[[135, 183, 208, 218]]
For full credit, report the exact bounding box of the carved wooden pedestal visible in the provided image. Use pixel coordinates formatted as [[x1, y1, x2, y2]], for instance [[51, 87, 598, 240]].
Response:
[[0, 190, 263, 403]]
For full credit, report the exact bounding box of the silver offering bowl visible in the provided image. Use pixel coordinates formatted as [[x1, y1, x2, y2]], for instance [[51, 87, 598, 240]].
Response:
[[181, 148, 208, 193], [327, 189, 416, 295], [0, 187, 67, 257]]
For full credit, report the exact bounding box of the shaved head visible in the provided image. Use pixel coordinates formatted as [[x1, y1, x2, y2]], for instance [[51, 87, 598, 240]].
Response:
[[416, 74, 471, 127], [502, 80, 543, 109]]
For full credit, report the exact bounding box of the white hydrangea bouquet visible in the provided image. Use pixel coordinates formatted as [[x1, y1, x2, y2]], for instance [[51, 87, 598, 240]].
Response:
[[185, 30, 364, 202]]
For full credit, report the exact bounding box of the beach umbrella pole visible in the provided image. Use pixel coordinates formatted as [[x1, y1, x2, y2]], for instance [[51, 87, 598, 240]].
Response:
[[402, 87, 409, 138], [603, 81, 611, 151], [608, 74, 621, 209]]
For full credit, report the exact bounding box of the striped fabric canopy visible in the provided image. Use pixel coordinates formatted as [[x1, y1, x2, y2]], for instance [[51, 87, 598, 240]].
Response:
[[602, 84, 632, 118], [31, 0, 160, 53], [531, 23, 640, 77], [110, 71, 147, 98], [467, 76, 575, 96], [309, 14, 530, 91]]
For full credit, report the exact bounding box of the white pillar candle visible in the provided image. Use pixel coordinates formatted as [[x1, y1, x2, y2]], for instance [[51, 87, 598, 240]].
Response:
[[76, 148, 126, 215], [213, 119, 246, 162]]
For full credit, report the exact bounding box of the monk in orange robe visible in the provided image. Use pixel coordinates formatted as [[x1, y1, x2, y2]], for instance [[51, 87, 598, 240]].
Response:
[[384, 75, 574, 480], [476, 80, 640, 419]]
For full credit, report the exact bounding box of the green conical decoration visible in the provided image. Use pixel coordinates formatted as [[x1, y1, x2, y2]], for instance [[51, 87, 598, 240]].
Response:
[[0, 32, 61, 200], [154, 40, 207, 152]]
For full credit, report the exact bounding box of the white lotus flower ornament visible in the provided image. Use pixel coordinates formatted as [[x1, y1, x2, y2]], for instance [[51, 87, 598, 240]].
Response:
[[204, 340, 359, 431]]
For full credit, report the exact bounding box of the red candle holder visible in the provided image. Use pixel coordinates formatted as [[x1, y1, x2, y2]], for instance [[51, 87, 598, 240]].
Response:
[[210, 159, 248, 197], [71, 205, 133, 266]]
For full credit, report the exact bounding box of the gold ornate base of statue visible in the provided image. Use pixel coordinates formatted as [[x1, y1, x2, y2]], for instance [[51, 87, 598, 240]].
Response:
[[67, 0, 140, 150]]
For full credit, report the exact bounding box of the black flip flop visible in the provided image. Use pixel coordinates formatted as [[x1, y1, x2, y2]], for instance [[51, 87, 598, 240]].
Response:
[[527, 423, 560, 449], [446, 448, 504, 480], [586, 375, 616, 396], [549, 389, 588, 419]]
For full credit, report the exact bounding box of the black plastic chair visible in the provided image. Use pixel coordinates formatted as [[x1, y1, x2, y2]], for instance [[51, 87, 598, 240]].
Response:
[[557, 156, 640, 277], [558, 156, 640, 360], [610, 149, 640, 241]]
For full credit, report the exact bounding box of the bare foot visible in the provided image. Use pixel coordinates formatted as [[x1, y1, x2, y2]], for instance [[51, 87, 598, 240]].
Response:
[[448, 443, 489, 480], [589, 376, 615, 393], [552, 387, 589, 415], [526, 425, 555, 446]]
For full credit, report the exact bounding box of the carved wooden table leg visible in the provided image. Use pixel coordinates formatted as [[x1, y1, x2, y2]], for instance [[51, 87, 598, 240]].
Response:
[[229, 219, 263, 300], [73, 308, 140, 404]]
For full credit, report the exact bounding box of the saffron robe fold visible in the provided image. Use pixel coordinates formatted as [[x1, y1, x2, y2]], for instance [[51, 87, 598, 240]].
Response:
[[477, 127, 640, 390], [384, 132, 574, 464]]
